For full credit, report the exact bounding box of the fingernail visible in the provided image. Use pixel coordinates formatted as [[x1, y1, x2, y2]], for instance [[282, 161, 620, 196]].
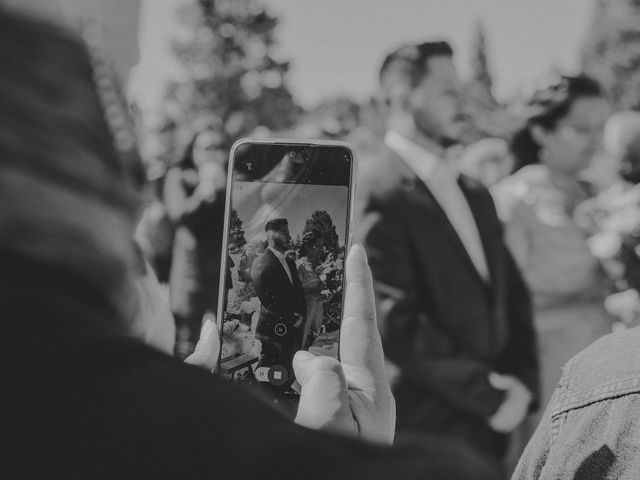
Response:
[[294, 349, 315, 363]]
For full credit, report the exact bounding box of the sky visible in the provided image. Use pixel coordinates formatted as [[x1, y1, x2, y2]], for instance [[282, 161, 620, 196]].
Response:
[[233, 182, 349, 245], [132, 0, 597, 113], [261, 0, 598, 106]]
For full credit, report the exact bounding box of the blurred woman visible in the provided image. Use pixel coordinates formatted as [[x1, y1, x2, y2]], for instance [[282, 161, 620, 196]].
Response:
[[164, 130, 227, 359], [297, 229, 325, 349], [495, 75, 612, 429]]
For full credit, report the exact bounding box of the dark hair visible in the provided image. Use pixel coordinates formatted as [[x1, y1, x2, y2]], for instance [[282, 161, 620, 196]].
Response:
[[511, 75, 604, 172], [265, 218, 288, 233], [379, 41, 454, 94], [299, 228, 323, 257]]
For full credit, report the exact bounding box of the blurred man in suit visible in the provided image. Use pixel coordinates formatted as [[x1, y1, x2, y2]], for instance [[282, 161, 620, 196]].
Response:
[[251, 218, 306, 390], [356, 41, 539, 468]]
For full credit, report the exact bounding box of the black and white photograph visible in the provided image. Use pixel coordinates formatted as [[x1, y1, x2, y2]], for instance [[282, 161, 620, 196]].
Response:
[[5, 0, 640, 478]]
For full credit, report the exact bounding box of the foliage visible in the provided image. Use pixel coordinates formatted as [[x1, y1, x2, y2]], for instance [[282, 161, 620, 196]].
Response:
[[469, 20, 495, 102], [315, 252, 345, 331], [163, 0, 300, 158], [577, 182, 640, 326], [228, 209, 247, 250], [460, 20, 522, 142], [295, 96, 362, 139], [582, 0, 640, 109], [303, 210, 340, 257]]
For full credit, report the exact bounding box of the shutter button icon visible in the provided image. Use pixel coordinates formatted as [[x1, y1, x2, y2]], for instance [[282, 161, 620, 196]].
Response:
[[268, 364, 289, 386]]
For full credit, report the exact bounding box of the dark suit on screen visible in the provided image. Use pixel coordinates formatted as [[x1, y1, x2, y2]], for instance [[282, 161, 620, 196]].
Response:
[[356, 145, 538, 460], [251, 248, 306, 384]]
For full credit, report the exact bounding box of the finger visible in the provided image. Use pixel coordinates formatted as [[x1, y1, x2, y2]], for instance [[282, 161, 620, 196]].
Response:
[[293, 351, 355, 435], [340, 245, 386, 385], [488, 411, 511, 433], [488, 372, 511, 390], [184, 317, 220, 371]]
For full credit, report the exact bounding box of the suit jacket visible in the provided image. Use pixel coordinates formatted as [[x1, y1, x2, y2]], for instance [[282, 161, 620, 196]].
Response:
[[355, 146, 538, 456], [251, 249, 306, 336]]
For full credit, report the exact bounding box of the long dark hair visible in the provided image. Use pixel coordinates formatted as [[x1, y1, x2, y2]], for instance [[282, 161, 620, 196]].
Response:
[[511, 75, 604, 173]]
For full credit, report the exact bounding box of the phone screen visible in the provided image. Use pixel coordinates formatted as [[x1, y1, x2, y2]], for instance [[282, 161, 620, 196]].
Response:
[[217, 140, 354, 413]]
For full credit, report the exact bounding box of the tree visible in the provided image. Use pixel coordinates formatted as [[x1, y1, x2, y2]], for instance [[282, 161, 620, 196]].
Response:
[[460, 19, 520, 142], [229, 209, 246, 250], [469, 19, 496, 109], [303, 210, 340, 257], [582, 0, 640, 110], [165, 0, 301, 155]]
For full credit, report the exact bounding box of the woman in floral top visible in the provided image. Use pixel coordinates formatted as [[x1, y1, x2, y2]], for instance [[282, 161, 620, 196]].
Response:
[[297, 229, 326, 349], [494, 75, 613, 445]]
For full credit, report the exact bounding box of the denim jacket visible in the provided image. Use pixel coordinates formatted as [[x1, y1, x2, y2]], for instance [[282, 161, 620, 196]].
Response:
[[513, 326, 640, 479]]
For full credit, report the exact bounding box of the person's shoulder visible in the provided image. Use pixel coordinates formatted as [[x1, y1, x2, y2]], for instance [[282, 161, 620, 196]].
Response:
[[569, 326, 640, 373], [558, 326, 640, 405]]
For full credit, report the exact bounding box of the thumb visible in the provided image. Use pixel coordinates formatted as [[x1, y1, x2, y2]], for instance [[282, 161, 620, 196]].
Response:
[[184, 316, 220, 371], [488, 372, 512, 391], [294, 351, 354, 435]]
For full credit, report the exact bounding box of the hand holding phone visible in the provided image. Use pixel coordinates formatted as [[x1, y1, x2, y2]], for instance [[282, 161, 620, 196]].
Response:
[[294, 244, 395, 445]]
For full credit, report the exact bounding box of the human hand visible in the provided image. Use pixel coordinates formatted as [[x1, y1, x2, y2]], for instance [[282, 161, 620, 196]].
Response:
[[184, 316, 220, 372], [293, 245, 395, 444], [487, 373, 532, 433]]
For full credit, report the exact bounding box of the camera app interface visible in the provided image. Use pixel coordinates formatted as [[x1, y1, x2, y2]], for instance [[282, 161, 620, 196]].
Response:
[[219, 143, 352, 407]]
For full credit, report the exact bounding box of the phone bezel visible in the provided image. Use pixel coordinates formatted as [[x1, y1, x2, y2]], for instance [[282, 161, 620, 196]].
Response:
[[215, 137, 358, 378]]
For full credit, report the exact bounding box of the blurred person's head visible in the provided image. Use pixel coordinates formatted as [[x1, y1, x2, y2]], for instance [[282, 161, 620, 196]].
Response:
[[300, 229, 324, 262], [379, 41, 465, 151], [603, 110, 640, 184], [265, 218, 291, 252], [0, 7, 145, 326], [511, 75, 609, 176], [458, 138, 512, 187]]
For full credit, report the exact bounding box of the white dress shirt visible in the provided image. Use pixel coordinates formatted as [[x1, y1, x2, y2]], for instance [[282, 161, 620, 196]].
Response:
[[385, 131, 490, 281], [268, 246, 294, 284]]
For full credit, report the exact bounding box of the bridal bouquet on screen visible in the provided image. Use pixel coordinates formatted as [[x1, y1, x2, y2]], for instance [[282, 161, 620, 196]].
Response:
[[316, 252, 345, 331]]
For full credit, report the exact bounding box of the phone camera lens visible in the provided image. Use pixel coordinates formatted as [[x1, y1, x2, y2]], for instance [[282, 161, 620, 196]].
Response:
[[289, 151, 296, 159]]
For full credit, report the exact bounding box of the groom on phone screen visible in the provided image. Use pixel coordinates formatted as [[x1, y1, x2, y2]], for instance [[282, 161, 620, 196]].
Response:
[[251, 218, 306, 390]]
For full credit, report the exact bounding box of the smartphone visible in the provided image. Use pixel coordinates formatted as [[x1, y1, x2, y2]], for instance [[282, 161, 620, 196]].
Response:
[[217, 139, 356, 413]]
